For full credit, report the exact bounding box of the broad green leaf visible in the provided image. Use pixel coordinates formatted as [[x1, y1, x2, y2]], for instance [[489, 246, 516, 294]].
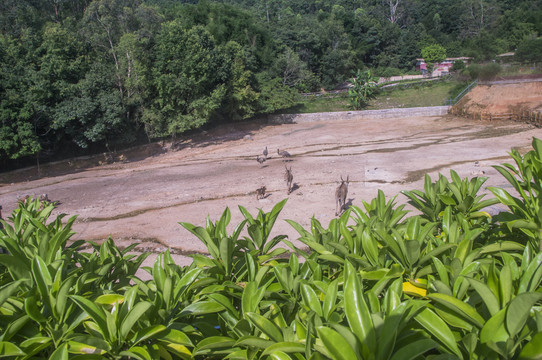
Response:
[[390, 339, 437, 360], [316, 326, 359, 360], [49, 343, 68, 360], [0, 280, 24, 307], [120, 346, 152, 360], [0, 341, 25, 356], [415, 308, 462, 358], [262, 342, 306, 355], [132, 325, 167, 346], [506, 292, 542, 338], [323, 279, 339, 320], [159, 329, 193, 346], [518, 330, 542, 360], [180, 300, 225, 316], [266, 351, 293, 360], [241, 281, 266, 315], [95, 294, 124, 306], [480, 241, 525, 254], [235, 336, 274, 349], [31, 255, 52, 304], [427, 293, 485, 328], [70, 296, 109, 339], [301, 283, 323, 317], [68, 340, 107, 355], [480, 308, 508, 345], [518, 253, 542, 294], [344, 262, 376, 355], [194, 336, 236, 354], [120, 301, 152, 340], [467, 278, 500, 316], [24, 295, 47, 323], [246, 312, 283, 342]]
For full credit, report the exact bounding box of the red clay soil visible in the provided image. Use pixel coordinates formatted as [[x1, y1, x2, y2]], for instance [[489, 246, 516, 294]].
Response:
[[454, 80, 542, 116], [1, 83, 542, 273]]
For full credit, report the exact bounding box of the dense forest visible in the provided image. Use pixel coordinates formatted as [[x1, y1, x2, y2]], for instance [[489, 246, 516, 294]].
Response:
[[1, 0, 542, 169]]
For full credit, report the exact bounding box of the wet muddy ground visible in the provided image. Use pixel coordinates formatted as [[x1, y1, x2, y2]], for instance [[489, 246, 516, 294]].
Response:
[[1, 113, 540, 271]]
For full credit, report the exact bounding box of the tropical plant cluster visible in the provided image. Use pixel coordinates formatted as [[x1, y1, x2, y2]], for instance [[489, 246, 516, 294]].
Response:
[[2, 0, 542, 168], [2, 137, 542, 359]]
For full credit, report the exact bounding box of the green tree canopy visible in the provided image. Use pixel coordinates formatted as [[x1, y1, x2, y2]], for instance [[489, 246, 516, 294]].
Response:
[[421, 43, 447, 74], [516, 38, 542, 63]]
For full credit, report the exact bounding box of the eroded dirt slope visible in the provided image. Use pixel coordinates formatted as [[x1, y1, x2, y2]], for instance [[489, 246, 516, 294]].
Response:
[[454, 80, 542, 116]]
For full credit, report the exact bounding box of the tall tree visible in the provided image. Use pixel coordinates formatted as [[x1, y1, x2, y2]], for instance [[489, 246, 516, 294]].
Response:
[[144, 22, 226, 138], [421, 43, 446, 75], [0, 31, 42, 162]]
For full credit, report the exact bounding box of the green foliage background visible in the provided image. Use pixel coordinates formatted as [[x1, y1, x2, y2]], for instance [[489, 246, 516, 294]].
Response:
[[1, 0, 542, 167]]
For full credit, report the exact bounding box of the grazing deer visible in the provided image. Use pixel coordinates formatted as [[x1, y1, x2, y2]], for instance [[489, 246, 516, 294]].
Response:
[[277, 148, 291, 160], [335, 175, 350, 216], [256, 186, 266, 200], [263, 146, 268, 159], [284, 166, 293, 194], [256, 155, 266, 167]]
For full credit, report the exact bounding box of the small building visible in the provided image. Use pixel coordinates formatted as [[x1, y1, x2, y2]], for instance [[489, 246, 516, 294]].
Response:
[[496, 52, 516, 63], [416, 57, 472, 76]]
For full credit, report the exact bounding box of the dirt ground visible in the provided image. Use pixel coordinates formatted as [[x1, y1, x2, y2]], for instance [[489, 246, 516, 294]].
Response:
[[455, 80, 542, 115], [3, 79, 542, 273]]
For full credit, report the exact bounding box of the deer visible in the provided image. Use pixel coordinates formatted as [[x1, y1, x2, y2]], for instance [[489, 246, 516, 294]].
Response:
[[284, 166, 293, 194], [335, 175, 350, 216], [256, 186, 267, 200]]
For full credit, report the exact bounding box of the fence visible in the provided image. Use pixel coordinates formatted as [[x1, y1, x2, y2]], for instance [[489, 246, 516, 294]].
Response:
[[444, 80, 478, 106]]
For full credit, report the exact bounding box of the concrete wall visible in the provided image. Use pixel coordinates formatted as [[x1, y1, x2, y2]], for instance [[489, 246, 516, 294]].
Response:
[[378, 74, 425, 83], [268, 106, 450, 124]]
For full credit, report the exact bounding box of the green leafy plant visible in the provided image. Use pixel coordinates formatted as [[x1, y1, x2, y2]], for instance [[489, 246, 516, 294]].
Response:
[[348, 69, 379, 110], [489, 137, 542, 251]]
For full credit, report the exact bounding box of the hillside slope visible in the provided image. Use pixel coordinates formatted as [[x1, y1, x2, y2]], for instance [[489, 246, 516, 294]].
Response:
[[452, 80, 542, 122]]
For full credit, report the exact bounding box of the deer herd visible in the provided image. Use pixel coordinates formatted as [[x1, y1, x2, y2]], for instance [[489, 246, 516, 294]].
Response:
[[255, 147, 350, 216]]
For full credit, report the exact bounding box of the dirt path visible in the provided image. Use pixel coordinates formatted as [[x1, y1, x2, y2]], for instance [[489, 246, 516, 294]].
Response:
[[1, 112, 540, 270]]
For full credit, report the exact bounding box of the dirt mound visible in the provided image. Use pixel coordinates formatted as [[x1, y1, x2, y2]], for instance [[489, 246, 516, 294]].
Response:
[[452, 81, 542, 123]]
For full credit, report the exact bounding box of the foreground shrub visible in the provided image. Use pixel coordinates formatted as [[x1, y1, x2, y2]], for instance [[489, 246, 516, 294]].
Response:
[[1, 139, 542, 359]]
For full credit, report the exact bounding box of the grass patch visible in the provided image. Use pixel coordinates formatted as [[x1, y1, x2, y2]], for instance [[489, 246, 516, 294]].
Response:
[[288, 92, 351, 113], [370, 80, 464, 109], [286, 79, 466, 113]]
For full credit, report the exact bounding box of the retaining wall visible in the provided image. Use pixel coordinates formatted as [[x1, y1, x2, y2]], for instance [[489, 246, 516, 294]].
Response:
[[267, 106, 450, 124]]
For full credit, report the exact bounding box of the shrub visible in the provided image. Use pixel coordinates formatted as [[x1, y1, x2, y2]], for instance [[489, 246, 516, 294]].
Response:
[[478, 62, 502, 81], [516, 37, 542, 64], [462, 62, 501, 81], [3, 139, 542, 359], [451, 60, 465, 72]]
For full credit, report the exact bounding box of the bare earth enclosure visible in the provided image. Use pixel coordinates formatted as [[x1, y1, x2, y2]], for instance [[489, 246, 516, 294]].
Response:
[[1, 82, 542, 272]]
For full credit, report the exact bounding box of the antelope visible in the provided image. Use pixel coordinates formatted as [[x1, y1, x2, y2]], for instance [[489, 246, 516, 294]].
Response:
[[277, 148, 291, 160], [263, 146, 268, 159], [284, 166, 293, 194], [335, 175, 350, 216], [256, 186, 266, 200]]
